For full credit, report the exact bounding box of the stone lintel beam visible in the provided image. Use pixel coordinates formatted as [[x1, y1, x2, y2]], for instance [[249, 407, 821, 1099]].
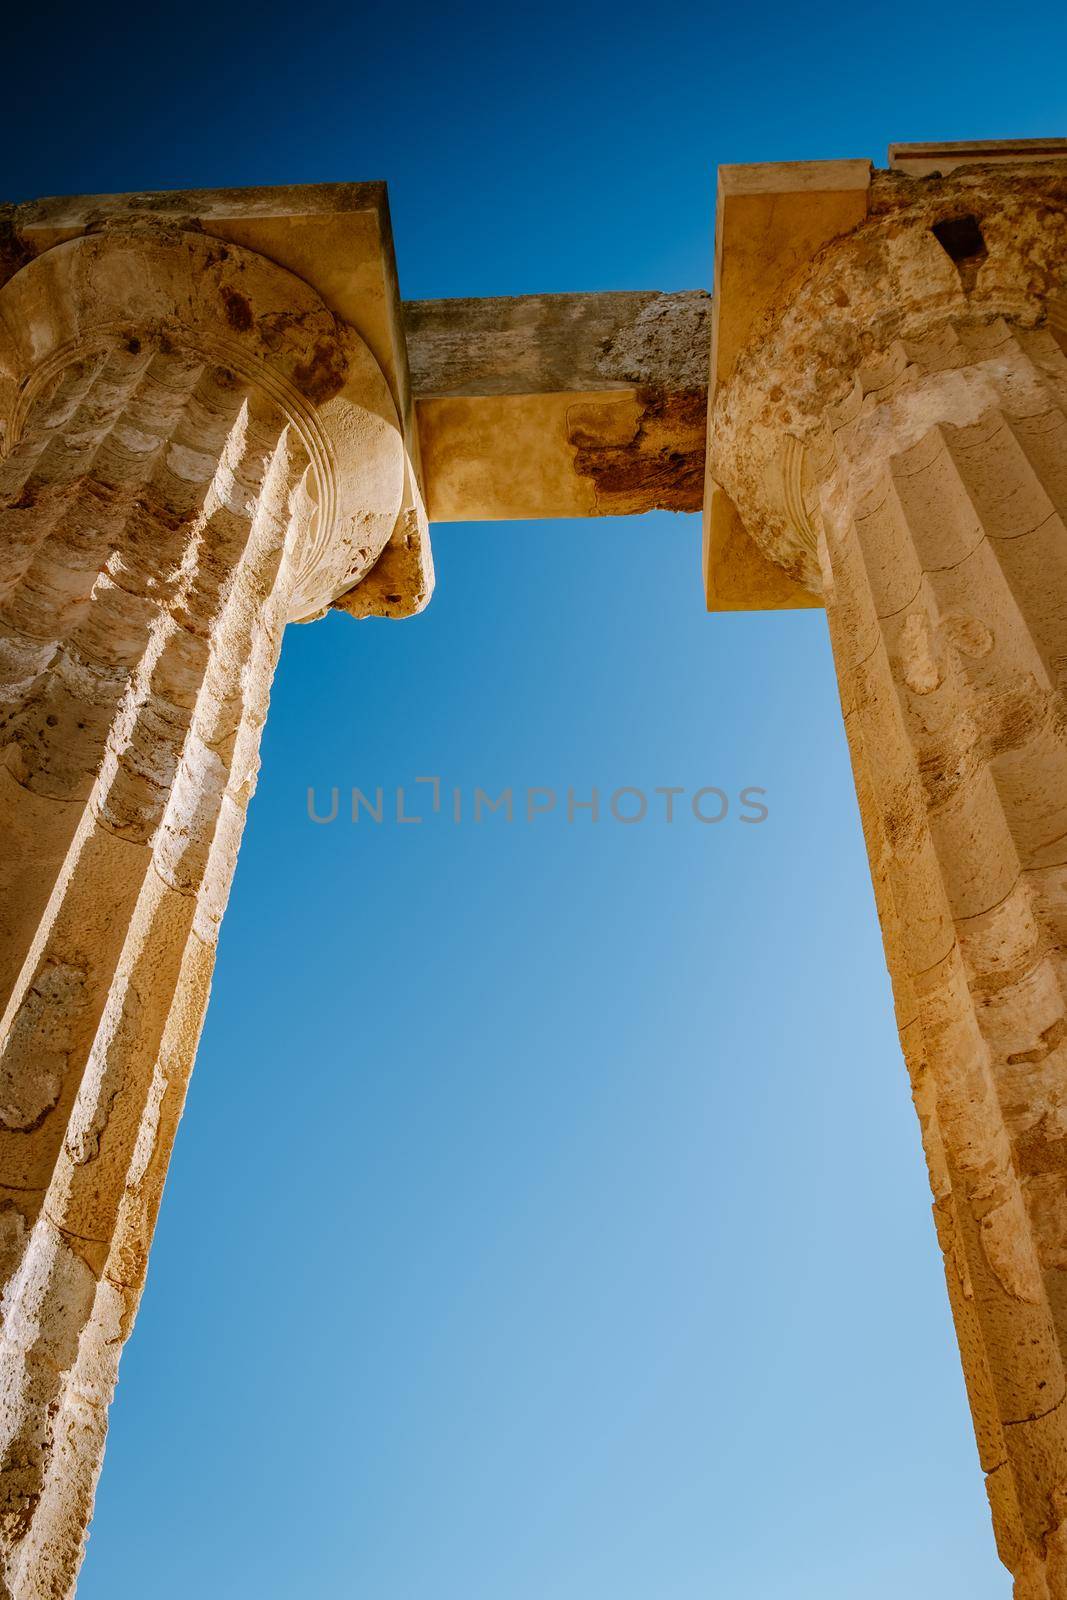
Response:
[[1, 182, 433, 619], [889, 136, 1067, 178], [403, 288, 710, 523]]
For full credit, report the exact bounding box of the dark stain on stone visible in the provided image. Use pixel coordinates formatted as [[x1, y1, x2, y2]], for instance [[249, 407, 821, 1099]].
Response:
[[259, 310, 301, 353], [293, 340, 346, 405], [221, 287, 254, 333], [570, 387, 707, 514]]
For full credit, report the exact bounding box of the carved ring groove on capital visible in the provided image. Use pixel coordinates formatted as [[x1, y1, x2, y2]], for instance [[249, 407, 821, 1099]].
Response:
[[0, 223, 407, 621]]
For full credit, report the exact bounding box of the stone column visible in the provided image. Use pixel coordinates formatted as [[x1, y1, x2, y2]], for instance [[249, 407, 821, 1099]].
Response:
[[0, 220, 411, 1597], [712, 166, 1067, 1597]]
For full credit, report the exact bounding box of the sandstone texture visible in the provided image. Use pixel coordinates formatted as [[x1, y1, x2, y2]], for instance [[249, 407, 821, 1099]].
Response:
[[3, 146, 1067, 1600], [710, 149, 1067, 1597], [0, 192, 424, 1598], [406, 288, 710, 520]]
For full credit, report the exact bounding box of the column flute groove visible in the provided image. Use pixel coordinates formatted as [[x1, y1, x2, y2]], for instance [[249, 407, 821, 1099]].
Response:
[[712, 165, 1067, 1598], [0, 213, 412, 1597]]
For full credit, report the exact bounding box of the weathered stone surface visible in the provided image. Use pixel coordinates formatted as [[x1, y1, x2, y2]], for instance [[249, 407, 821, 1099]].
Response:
[[702, 157, 872, 610], [2, 184, 433, 620], [0, 199, 419, 1598], [711, 163, 1067, 592], [6, 146, 1067, 1600], [710, 147, 1067, 1597], [702, 482, 822, 612], [405, 289, 710, 519], [889, 138, 1067, 178]]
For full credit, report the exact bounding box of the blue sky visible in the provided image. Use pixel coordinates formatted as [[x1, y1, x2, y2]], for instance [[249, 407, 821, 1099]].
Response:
[[10, 2, 1067, 1595]]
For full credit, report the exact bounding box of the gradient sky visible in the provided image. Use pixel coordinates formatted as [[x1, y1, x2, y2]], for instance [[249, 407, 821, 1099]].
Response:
[[7, 4, 1067, 1596]]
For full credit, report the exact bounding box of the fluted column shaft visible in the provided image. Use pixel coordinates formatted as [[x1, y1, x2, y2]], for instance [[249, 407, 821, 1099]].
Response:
[[0, 345, 306, 1597], [824, 316, 1067, 1596], [0, 219, 407, 1598], [710, 169, 1067, 1597]]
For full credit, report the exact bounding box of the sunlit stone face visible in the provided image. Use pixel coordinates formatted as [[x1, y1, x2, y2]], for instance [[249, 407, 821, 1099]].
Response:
[[0, 205, 415, 1599]]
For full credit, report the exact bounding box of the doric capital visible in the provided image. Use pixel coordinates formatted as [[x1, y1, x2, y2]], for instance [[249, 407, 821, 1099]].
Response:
[[0, 185, 432, 622], [0, 186, 437, 1597], [706, 153, 1067, 603]]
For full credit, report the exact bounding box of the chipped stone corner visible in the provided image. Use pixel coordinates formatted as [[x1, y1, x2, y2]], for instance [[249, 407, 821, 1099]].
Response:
[[332, 486, 435, 621]]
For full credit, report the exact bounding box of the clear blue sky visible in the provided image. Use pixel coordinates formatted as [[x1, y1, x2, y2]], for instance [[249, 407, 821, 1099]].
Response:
[[9, 3, 1066, 1595]]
